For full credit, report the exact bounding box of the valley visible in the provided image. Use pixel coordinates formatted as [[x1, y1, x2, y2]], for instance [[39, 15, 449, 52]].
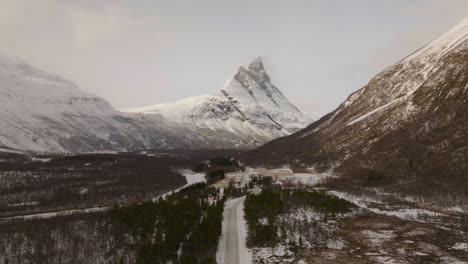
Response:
[[0, 5, 467, 264], [0, 151, 467, 263]]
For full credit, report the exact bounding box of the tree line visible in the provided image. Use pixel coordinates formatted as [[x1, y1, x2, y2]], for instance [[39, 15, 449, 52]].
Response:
[[244, 186, 356, 247], [108, 183, 225, 264]]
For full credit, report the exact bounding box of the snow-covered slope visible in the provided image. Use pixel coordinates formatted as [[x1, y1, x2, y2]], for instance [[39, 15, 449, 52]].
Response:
[[0, 55, 193, 152], [124, 57, 311, 148], [0, 55, 309, 153], [242, 17, 468, 181]]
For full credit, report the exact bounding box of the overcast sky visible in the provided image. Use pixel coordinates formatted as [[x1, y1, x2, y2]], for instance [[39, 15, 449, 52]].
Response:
[[1, 0, 467, 117]]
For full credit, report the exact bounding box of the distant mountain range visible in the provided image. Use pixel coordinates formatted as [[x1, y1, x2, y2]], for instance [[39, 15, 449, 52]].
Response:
[[0, 56, 310, 153]]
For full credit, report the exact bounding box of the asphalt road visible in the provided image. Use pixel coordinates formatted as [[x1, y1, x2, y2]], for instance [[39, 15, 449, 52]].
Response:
[[224, 196, 246, 264]]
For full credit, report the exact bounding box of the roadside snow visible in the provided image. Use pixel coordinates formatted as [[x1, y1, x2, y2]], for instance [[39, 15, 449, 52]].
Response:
[[253, 245, 294, 263], [217, 204, 229, 264], [237, 197, 252, 264], [217, 196, 252, 264]]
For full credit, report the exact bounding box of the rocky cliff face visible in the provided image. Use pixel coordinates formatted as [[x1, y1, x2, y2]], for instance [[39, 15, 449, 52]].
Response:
[[242, 17, 468, 195]]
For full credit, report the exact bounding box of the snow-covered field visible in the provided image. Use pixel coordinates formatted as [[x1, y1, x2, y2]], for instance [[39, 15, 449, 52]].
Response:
[[153, 170, 206, 200], [180, 169, 206, 185], [328, 190, 447, 222]]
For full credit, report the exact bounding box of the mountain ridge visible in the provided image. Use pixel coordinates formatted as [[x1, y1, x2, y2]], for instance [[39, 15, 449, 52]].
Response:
[[0, 55, 310, 153], [240, 17, 468, 198]]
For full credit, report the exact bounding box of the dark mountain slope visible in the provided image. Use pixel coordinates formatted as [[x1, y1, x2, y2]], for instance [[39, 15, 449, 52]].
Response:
[[241, 17, 468, 199]]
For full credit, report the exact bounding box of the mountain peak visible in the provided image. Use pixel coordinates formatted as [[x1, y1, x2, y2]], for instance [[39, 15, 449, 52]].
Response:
[[227, 57, 306, 118], [247, 56, 265, 73], [235, 56, 271, 86]]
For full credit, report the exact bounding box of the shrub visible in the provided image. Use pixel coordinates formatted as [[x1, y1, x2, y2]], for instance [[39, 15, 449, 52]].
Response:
[[206, 169, 225, 185]]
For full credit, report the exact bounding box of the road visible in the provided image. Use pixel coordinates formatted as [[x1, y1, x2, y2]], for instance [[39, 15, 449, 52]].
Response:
[[223, 196, 249, 264]]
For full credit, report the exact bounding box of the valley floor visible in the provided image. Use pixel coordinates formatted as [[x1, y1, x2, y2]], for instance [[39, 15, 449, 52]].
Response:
[[0, 170, 205, 222], [253, 194, 468, 264], [216, 168, 468, 264], [1, 155, 467, 264]]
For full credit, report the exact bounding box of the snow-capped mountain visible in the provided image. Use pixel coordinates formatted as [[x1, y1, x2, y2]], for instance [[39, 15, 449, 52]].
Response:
[[0, 55, 199, 153], [124, 57, 311, 149], [243, 17, 468, 180], [0, 55, 310, 153]]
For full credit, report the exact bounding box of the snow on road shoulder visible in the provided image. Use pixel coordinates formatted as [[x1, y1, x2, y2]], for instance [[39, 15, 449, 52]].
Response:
[[237, 196, 252, 264], [217, 199, 234, 263], [217, 196, 252, 264]]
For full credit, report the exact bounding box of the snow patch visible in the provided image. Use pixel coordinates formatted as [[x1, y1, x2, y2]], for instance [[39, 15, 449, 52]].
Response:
[[154, 170, 206, 201], [179, 169, 206, 185], [347, 98, 400, 126], [30, 157, 52, 163], [451, 243, 468, 252], [328, 191, 444, 221], [2, 206, 108, 221]]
